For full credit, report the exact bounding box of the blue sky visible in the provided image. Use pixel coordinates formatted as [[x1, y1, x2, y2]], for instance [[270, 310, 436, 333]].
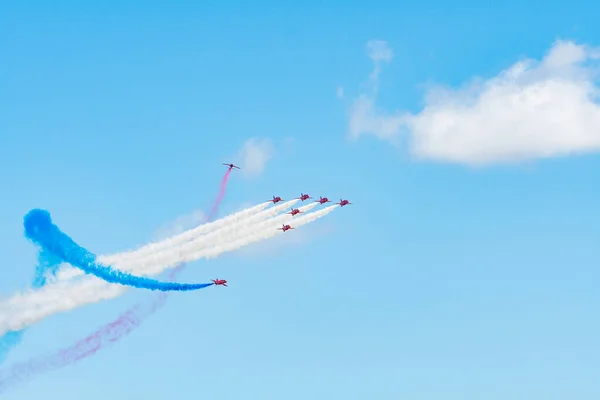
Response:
[[2, 1, 600, 399]]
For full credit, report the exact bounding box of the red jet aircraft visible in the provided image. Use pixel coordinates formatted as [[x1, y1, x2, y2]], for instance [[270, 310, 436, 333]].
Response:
[[212, 279, 227, 287], [316, 196, 331, 204], [337, 199, 352, 207], [277, 224, 294, 232], [269, 195, 283, 204], [222, 163, 241, 170], [287, 208, 302, 216], [298, 193, 312, 201]]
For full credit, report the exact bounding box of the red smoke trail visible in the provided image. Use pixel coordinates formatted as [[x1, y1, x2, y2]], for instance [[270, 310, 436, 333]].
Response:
[[0, 170, 232, 392]]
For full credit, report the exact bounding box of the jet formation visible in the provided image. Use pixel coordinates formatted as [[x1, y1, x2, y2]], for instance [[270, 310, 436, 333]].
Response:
[[278, 193, 351, 231], [217, 164, 351, 287], [220, 164, 351, 230]]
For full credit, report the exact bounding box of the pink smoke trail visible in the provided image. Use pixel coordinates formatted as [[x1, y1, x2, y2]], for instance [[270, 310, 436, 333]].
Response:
[[0, 170, 232, 392], [206, 168, 231, 221], [0, 267, 181, 392]]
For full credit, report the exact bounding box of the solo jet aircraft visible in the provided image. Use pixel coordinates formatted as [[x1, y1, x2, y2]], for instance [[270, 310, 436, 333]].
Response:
[[212, 279, 228, 287], [222, 163, 240, 170]]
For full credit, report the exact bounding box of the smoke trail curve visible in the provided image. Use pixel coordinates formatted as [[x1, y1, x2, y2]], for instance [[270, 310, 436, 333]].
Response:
[[0, 203, 335, 335], [24, 209, 215, 291], [0, 170, 233, 391]]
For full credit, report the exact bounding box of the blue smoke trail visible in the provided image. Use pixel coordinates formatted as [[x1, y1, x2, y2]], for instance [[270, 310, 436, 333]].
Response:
[[0, 249, 63, 364], [23, 209, 214, 292], [0, 333, 24, 364]]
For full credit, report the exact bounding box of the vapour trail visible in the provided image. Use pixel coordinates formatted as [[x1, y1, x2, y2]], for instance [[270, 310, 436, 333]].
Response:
[[24, 209, 215, 292], [0, 203, 334, 335]]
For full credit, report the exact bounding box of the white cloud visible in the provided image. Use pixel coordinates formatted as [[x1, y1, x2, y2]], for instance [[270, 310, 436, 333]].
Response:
[[234, 138, 274, 178], [348, 39, 600, 165], [336, 86, 345, 99], [349, 94, 404, 143], [366, 40, 393, 91], [367, 39, 393, 63]]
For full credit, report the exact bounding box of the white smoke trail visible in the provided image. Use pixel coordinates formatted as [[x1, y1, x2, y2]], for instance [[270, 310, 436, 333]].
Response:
[[95, 200, 302, 277], [56, 201, 277, 281], [103, 200, 296, 264], [117, 202, 318, 277], [201, 204, 337, 260], [122, 201, 318, 275], [0, 204, 336, 335]]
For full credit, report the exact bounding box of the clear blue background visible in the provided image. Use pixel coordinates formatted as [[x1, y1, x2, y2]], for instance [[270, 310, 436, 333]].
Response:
[[2, 1, 600, 399]]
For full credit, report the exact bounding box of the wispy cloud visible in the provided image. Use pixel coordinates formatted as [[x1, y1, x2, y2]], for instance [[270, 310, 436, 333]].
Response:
[[366, 39, 393, 86], [233, 138, 274, 179], [347, 39, 600, 165], [348, 40, 403, 144]]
